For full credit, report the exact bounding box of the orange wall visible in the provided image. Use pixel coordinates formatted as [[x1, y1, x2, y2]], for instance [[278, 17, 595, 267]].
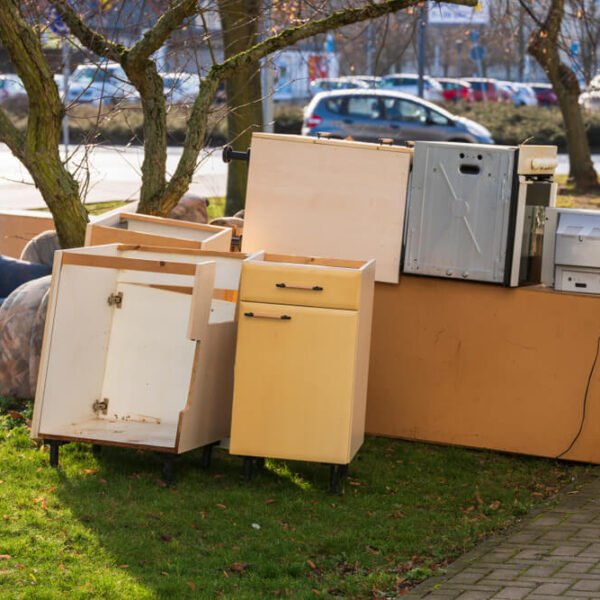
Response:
[[366, 275, 600, 463], [0, 212, 54, 258]]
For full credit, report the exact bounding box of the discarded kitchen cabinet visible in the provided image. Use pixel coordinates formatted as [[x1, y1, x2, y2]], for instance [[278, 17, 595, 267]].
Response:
[[403, 141, 557, 286], [229, 253, 375, 491], [31, 245, 254, 471], [241, 133, 411, 284], [85, 209, 232, 252]]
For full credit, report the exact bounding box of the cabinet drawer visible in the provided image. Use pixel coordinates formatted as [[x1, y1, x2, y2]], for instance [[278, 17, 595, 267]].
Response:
[[240, 261, 362, 310]]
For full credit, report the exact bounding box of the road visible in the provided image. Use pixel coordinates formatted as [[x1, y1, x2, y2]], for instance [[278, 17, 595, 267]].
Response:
[[0, 144, 227, 210], [0, 145, 596, 211]]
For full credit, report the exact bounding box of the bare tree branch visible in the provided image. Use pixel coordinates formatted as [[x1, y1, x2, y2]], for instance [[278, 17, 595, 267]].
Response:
[[128, 0, 199, 65], [0, 107, 27, 167], [214, 0, 476, 80], [49, 0, 124, 62]]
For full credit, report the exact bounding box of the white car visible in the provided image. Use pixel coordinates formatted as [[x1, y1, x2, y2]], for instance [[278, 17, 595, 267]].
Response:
[[0, 74, 26, 102], [66, 62, 138, 105], [162, 72, 200, 104], [580, 74, 600, 111], [377, 74, 444, 102], [511, 83, 538, 107]]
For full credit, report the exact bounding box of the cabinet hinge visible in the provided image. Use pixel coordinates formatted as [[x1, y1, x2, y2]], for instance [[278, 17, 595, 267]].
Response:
[[93, 398, 109, 415], [107, 292, 123, 308]]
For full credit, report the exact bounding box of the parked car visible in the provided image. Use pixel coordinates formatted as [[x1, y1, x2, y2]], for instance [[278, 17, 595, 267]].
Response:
[[511, 82, 538, 107], [162, 72, 200, 104], [309, 77, 369, 97], [530, 83, 558, 107], [435, 78, 474, 102], [464, 78, 500, 102], [67, 62, 137, 105], [301, 89, 494, 144], [343, 75, 381, 88], [579, 74, 600, 111], [496, 81, 515, 103], [0, 74, 26, 102], [377, 73, 444, 102]]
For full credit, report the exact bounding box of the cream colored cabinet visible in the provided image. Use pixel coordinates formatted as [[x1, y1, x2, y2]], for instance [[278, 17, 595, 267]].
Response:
[[31, 245, 256, 481], [86, 207, 232, 252], [229, 254, 375, 491]]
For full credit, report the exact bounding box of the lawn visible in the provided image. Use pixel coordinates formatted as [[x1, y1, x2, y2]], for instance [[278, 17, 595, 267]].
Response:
[[0, 398, 593, 600]]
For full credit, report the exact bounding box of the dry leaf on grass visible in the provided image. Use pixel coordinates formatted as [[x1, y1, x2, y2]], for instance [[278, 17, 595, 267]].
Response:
[[306, 559, 317, 570]]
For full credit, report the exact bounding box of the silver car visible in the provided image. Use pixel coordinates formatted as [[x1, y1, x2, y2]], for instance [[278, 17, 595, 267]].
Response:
[[302, 89, 494, 144]]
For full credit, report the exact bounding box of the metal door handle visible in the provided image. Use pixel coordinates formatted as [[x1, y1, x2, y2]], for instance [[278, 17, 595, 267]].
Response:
[[275, 283, 323, 291], [244, 312, 291, 320]]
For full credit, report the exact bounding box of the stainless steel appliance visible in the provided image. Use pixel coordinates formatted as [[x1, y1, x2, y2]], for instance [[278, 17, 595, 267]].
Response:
[[403, 141, 557, 286]]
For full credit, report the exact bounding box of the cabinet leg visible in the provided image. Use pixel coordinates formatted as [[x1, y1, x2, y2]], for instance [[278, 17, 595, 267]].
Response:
[[255, 457, 265, 470], [92, 444, 102, 456], [328, 464, 348, 495], [201, 444, 213, 470], [48, 440, 60, 467], [243, 457, 253, 482], [162, 454, 175, 486]]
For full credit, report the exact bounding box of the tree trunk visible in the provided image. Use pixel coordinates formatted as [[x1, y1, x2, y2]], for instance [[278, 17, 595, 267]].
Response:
[[0, 0, 87, 248], [527, 0, 598, 191], [218, 0, 263, 216]]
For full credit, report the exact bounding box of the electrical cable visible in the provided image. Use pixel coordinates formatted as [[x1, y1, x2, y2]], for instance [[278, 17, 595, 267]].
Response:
[[555, 335, 600, 460]]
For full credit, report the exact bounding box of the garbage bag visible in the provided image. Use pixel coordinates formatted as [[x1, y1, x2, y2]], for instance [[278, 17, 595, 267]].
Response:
[[20, 230, 60, 267], [0, 255, 51, 300], [0, 275, 51, 399]]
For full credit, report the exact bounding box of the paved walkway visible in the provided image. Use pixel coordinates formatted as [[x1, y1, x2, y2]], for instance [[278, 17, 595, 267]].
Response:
[[407, 474, 600, 600]]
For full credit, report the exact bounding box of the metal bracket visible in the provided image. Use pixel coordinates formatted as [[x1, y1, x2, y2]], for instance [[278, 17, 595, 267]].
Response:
[[107, 292, 123, 308], [93, 398, 109, 415]]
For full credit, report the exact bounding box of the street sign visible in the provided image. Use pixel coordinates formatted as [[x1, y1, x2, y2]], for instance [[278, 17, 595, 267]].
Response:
[[468, 30, 481, 43], [47, 7, 69, 36], [469, 44, 487, 62], [428, 1, 489, 25]]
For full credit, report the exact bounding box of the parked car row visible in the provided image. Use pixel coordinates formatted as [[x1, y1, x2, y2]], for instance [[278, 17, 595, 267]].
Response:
[[309, 74, 560, 108]]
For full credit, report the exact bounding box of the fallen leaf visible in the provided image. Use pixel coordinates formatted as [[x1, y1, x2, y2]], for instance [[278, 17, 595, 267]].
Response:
[[230, 562, 247, 573], [8, 411, 24, 420], [82, 469, 98, 475], [214, 474, 224, 479], [98, 478, 107, 485], [190, 523, 200, 530], [0, 555, 10, 560], [307, 559, 317, 570], [475, 491, 483, 505], [490, 500, 501, 509], [386, 511, 404, 519], [531, 492, 543, 497], [265, 499, 276, 505], [349, 481, 361, 487], [119, 565, 129, 569], [222, 570, 229, 578], [160, 534, 172, 542], [200, 511, 207, 519], [41, 497, 48, 511], [366, 545, 380, 555], [312, 590, 320, 595], [161, 571, 169, 576], [59, 562, 65, 571], [186, 582, 195, 590], [216, 503, 227, 510]]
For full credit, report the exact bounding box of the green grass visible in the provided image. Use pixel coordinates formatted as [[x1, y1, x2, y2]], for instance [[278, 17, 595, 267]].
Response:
[[207, 197, 226, 220], [0, 398, 593, 599]]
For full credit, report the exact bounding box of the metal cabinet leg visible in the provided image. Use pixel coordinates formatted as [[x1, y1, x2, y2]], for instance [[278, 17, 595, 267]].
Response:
[[162, 454, 175, 486], [201, 444, 213, 470], [243, 457, 253, 482], [92, 444, 102, 456], [255, 457, 265, 470], [47, 440, 60, 467], [328, 464, 348, 495]]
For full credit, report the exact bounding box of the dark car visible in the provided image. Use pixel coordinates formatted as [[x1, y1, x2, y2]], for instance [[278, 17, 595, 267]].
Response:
[[436, 78, 474, 102], [530, 83, 558, 107], [302, 89, 494, 144]]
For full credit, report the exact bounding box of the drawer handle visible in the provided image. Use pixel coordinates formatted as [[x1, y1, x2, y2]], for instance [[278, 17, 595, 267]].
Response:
[[244, 312, 292, 320], [275, 283, 323, 291]]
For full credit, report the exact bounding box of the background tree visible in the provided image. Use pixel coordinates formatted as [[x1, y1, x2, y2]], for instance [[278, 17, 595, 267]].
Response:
[[519, 0, 599, 191]]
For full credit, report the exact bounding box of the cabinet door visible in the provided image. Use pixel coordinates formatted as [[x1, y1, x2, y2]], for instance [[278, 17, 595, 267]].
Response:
[[230, 301, 358, 464]]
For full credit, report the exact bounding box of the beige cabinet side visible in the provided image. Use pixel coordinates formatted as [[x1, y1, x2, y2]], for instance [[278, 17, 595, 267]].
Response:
[[348, 260, 376, 460]]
